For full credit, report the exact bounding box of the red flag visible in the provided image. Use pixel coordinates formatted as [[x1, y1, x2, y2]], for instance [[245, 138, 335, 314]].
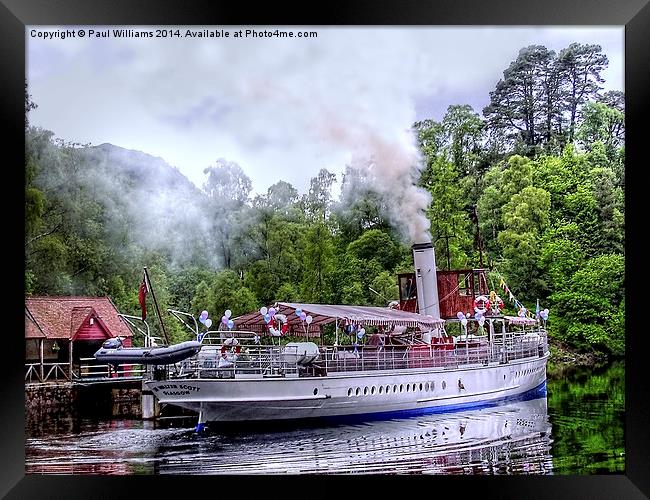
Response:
[[138, 274, 149, 320]]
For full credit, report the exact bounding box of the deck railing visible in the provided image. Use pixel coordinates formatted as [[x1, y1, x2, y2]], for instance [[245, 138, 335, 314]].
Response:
[[25, 362, 71, 383], [161, 328, 548, 380], [25, 360, 147, 384]]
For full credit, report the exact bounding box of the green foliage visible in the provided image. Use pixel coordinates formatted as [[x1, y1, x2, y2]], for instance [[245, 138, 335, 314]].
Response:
[[346, 229, 401, 271], [24, 42, 624, 358]]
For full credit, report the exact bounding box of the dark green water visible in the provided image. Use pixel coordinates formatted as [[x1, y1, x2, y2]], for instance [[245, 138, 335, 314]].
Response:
[[25, 360, 625, 474], [545, 360, 625, 474]]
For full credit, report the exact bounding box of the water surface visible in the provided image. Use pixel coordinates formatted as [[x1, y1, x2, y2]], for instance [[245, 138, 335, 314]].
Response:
[[25, 361, 624, 475]]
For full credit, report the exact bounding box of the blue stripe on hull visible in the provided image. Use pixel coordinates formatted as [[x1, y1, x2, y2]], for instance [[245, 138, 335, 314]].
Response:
[[321, 380, 547, 425]]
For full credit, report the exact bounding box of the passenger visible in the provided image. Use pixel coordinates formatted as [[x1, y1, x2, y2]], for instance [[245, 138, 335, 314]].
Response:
[[368, 331, 384, 347]]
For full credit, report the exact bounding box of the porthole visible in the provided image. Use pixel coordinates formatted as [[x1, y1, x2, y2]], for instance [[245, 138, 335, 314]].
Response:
[[364, 386, 369, 395], [313, 388, 318, 395], [406, 384, 410, 392], [348, 388, 353, 397], [356, 387, 361, 396], [503, 375, 506, 380], [387, 385, 391, 393], [400, 384, 404, 393], [371, 386, 376, 395], [424, 382, 429, 391], [393, 384, 398, 393], [379, 386, 384, 394], [442, 381, 447, 390], [431, 381, 435, 390], [419, 383, 423, 391]]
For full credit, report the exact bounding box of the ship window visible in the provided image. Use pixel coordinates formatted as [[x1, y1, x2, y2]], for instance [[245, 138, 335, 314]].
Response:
[[406, 384, 411, 392], [393, 384, 398, 393], [356, 387, 361, 396], [504, 375, 506, 380], [371, 386, 376, 395], [364, 386, 369, 395], [458, 274, 472, 297], [431, 381, 435, 390], [379, 386, 384, 394], [419, 383, 423, 391], [348, 388, 352, 397], [400, 384, 404, 393], [400, 275, 416, 301], [442, 381, 447, 390], [313, 388, 318, 396], [424, 382, 430, 391]]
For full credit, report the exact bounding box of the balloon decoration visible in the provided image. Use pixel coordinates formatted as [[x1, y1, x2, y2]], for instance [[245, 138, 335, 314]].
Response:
[[305, 315, 313, 325], [260, 306, 268, 316], [264, 313, 271, 324], [461, 318, 468, 327], [205, 318, 213, 329], [540, 308, 549, 321], [227, 319, 234, 330], [269, 307, 276, 317], [199, 310, 209, 324], [225, 309, 232, 319], [456, 311, 466, 320], [221, 315, 228, 325], [300, 312, 307, 321], [518, 307, 527, 318], [295, 308, 303, 317]]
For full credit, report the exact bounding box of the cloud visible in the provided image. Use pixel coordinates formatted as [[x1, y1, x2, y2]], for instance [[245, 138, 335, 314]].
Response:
[[27, 26, 623, 197]]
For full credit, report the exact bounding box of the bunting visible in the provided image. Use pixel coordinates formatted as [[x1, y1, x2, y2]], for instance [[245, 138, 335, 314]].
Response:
[[496, 272, 536, 319]]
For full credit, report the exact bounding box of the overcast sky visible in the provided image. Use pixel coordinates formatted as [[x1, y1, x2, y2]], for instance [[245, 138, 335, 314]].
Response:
[[27, 26, 624, 196]]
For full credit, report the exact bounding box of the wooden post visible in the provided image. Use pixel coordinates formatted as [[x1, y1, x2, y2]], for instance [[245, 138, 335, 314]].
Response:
[[69, 339, 73, 380], [39, 339, 44, 381], [144, 267, 170, 345]]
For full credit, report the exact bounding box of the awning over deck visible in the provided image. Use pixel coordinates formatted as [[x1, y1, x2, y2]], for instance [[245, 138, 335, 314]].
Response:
[[233, 302, 444, 333]]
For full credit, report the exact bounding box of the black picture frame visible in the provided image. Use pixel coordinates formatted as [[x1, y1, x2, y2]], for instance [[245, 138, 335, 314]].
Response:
[[3, 0, 647, 497]]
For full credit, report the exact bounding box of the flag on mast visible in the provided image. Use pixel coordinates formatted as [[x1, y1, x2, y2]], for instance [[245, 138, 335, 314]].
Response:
[[138, 272, 149, 320]]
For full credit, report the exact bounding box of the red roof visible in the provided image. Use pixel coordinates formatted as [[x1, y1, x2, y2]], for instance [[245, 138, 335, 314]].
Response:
[[25, 296, 133, 340], [25, 307, 46, 339]]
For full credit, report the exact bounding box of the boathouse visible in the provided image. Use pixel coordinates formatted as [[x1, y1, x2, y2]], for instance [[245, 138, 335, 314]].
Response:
[[25, 296, 133, 382]]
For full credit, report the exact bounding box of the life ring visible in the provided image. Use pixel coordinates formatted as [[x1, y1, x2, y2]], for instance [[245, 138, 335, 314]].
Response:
[[268, 314, 289, 336], [473, 295, 491, 314]]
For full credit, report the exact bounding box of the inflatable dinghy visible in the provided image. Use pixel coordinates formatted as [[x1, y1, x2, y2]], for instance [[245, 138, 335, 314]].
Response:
[[94, 338, 202, 365]]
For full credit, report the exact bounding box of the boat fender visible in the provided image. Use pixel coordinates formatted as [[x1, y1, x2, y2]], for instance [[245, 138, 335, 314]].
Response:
[[473, 295, 491, 314]]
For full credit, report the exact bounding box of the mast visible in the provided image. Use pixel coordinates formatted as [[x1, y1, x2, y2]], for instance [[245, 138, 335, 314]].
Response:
[[143, 266, 170, 345]]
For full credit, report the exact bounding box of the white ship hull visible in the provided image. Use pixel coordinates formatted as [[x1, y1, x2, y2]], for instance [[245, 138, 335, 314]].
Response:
[[146, 352, 548, 424]]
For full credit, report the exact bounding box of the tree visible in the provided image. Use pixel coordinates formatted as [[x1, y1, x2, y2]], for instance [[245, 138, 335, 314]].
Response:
[[203, 159, 253, 268], [549, 254, 624, 355], [557, 43, 608, 142], [346, 229, 401, 271], [477, 155, 533, 258], [441, 105, 485, 175], [577, 102, 624, 161], [301, 223, 334, 302], [302, 168, 337, 223], [483, 45, 558, 153], [497, 186, 551, 299]]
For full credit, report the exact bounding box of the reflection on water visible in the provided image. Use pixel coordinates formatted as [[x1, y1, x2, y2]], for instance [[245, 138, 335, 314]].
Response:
[[25, 361, 624, 475], [26, 397, 553, 475]]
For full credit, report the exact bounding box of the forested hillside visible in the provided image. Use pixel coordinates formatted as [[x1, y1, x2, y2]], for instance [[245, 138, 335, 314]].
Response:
[[25, 43, 624, 356]]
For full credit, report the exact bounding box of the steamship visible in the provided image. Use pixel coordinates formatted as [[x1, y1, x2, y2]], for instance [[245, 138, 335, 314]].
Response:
[[144, 242, 549, 427]]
